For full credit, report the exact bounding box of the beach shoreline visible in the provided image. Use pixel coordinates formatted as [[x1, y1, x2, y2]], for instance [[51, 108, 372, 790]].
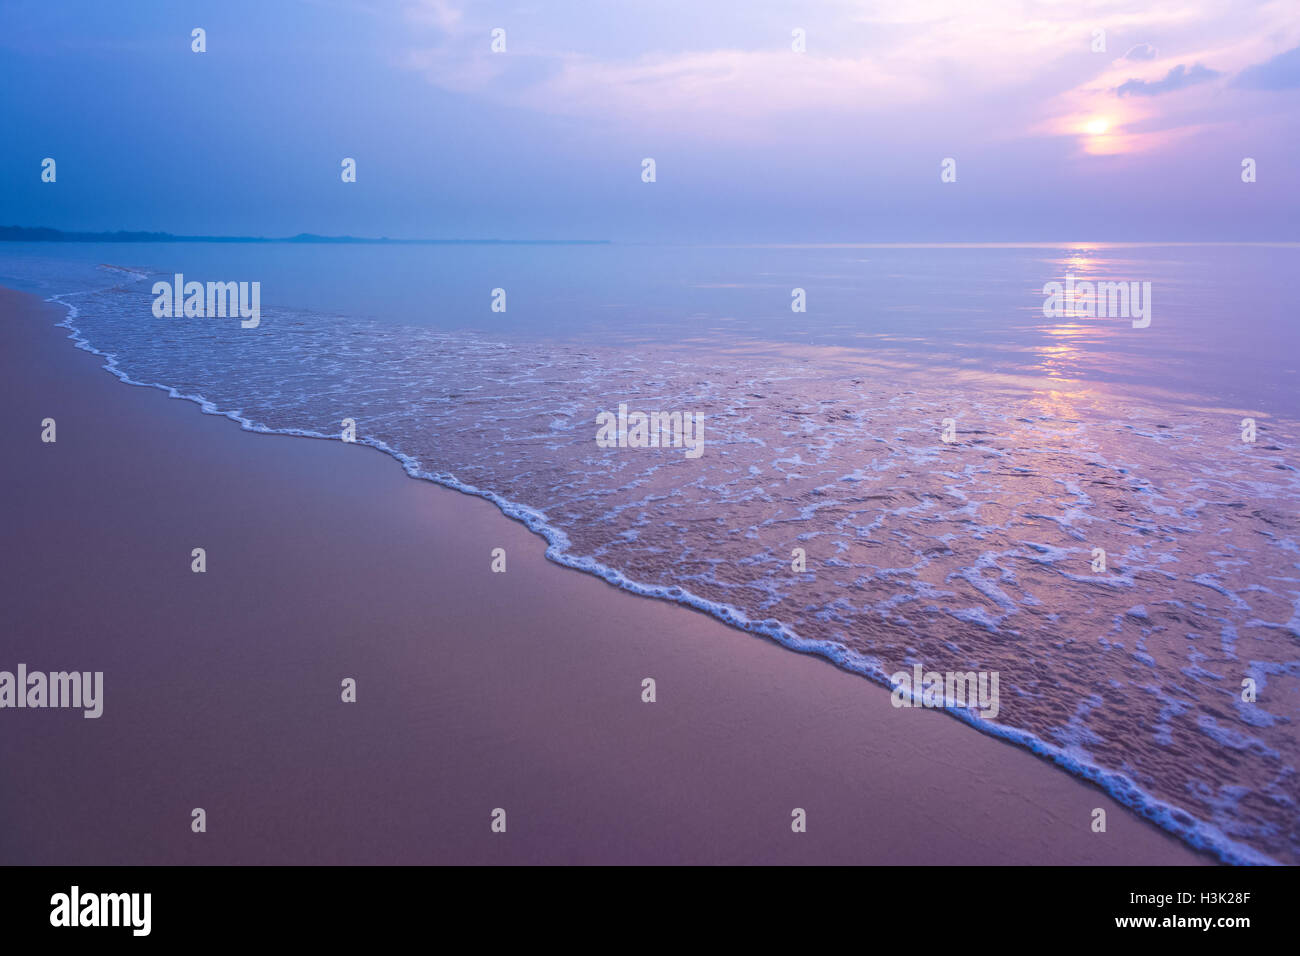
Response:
[[0, 284, 1213, 865]]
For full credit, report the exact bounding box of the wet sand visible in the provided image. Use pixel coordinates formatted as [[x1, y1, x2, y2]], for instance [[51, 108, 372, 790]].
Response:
[[0, 286, 1209, 864]]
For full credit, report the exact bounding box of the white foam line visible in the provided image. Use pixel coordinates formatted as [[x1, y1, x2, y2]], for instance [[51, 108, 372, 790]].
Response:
[[43, 283, 1279, 866]]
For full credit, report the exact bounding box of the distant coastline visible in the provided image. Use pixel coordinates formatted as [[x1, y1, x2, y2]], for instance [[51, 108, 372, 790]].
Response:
[[0, 226, 610, 245]]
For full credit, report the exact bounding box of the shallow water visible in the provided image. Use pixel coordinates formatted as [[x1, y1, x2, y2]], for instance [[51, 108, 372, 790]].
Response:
[[3, 241, 1297, 863]]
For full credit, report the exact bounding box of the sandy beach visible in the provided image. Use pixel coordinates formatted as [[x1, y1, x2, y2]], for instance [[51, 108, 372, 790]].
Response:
[[0, 285, 1211, 865]]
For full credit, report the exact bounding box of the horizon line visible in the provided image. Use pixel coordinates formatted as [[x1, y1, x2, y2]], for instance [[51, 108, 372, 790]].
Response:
[[3, 228, 1296, 250], [0, 226, 611, 246]]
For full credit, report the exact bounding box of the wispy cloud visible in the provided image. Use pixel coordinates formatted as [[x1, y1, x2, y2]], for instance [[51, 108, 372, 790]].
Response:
[[393, 0, 1300, 156], [1115, 63, 1222, 97], [1124, 43, 1159, 61], [404, 0, 462, 32], [1233, 45, 1300, 91]]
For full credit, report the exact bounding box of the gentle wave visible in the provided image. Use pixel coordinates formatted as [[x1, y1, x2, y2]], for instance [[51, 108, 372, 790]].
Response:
[[40, 265, 1299, 866]]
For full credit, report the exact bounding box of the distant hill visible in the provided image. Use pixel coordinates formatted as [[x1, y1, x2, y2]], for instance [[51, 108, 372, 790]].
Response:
[[0, 226, 609, 245]]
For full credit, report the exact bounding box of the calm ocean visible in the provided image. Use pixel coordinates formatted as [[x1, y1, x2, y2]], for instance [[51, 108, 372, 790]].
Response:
[[3, 240, 1297, 863]]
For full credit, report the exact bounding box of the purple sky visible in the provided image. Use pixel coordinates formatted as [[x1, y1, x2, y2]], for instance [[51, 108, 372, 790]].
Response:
[[2, 0, 1297, 240]]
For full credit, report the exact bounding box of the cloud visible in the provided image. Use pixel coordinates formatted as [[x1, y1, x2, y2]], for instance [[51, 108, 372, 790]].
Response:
[[1115, 63, 1221, 97], [1232, 45, 1300, 91], [393, 0, 1294, 156], [404, 0, 461, 31]]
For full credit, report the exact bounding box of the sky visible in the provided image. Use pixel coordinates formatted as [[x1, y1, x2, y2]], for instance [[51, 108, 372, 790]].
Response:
[[1, 0, 1298, 241]]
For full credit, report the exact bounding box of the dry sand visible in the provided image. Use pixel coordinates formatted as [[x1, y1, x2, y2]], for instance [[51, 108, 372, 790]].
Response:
[[0, 286, 1209, 864]]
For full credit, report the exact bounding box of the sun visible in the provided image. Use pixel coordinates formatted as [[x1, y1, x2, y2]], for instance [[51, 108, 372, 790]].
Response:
[[1084, 117, 1110, 135]]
